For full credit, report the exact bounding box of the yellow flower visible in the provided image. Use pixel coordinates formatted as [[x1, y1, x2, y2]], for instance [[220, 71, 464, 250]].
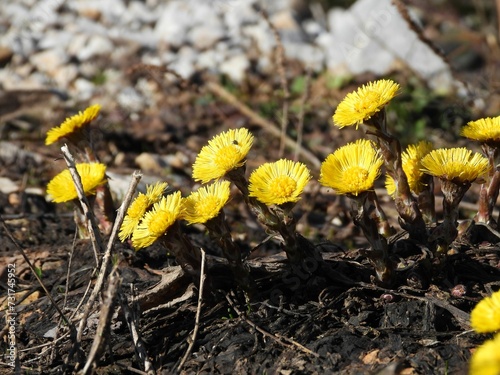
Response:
[[182, 181, 231, 224], [192, 128, 254, 183], [333, 79, 400, 129], [469, 334, 500, 375], [45, 104, 101, 145], [461, 116, 500, 143], [248, 159, 311, 206], [319, 139, 383, 196], [420, 148, 489, 184], [386, 141, 433, 197], [131, 191, 182, 249], [47, 163, 107, 203], [471, 290, 500, 334], [119, 182, 168, 241]]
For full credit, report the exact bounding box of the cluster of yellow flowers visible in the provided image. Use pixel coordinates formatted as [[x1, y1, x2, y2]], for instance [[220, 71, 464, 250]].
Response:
[[44, 81, 500, 261], [119, 127, 311, 250], [43, 78, 500, 372], [469, 290, 500, 374]]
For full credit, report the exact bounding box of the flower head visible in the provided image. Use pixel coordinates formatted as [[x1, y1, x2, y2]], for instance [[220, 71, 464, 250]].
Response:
[[471, 289, 500, 334], [333, 79, 400, 129], [182, 181, 231, 224], [119, 182, 168, 241], [192, 128, 254, 183], [420, 148, 489, 184], [469, 334, 500, 375], [386, 141, 433, 197], [47, 163, 107, 203], [461, 116, 500, 144], [45, 104, 101, 145], [248, 159, 311, 206], [131, 191, 182, 249], [319, 139, 383, 196]]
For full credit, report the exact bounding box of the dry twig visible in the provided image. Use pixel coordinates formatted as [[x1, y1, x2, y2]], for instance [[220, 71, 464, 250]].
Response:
[[119, 286, 155, 375], [225, 293, 320, 358], [0, 217, 75, 333], [206, 81, 321, 168], [61, 144, 104, 266], [258, 5, 290, 158], [74, 171, 142, 348], [177, 248, 207, 372], [80, 267, 121, 375], [294, 69, 312, 162]]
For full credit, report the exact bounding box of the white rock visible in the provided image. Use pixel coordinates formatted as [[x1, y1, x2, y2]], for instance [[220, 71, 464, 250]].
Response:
[[302, 19, 323, 39], [77, 34, 114, 61], [222, 0, 259, 33], [117, 87, 146, 113], [168, 46, 197, 78], [0, 177, 19, 195], [188, 24, 225, 50], [196, 49, 220, 72], [127, 1, 158, 24], [270, 9, 299, 31], [323, 0, 454, 91], [38, 30, 73, 50], [53, 64, 79, 88], [135, 152, 162, 173], [154, 1, 192, 48], [242, 21, 275, 55], [29, 48, 68, 75], [73, 78, 95, 101], [284, 42, 324, 72], [220, 53, 249, 83]]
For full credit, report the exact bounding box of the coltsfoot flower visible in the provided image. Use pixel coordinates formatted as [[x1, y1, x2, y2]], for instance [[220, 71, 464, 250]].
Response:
[[471, 289, 500, 334], [421, 148, 489, 184], [386, 141, 433, 197], [461, 116, 500, 145], [248, 159, 311, 206], [319, 139, 383, 196], [131, 191, 183, 249], [119, 182, 168, 241], [333, 79, 400, 128], [469, 333, 500, 375], [182, 180, 231, 224], [45, 104, 101, 145], [192, 128, 254, 183], [47, 163, 107, 203]]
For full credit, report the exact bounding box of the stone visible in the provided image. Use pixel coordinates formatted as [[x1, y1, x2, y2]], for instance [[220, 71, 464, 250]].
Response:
[[73, 78, 95, 101], [220, 53, 249, 83], [283, 42, 324, 72], [323, 0, 455, 91], [135, 152, 163, 174], [76, 34, 114, 61], [29, 48, 68, 76], [188, 24, 225, 50]]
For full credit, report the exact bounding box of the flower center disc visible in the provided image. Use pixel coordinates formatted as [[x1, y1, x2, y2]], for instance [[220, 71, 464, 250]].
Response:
[[345, 166, 369, 192], [148, 211, 170, 236], [195, 196, 220, 216], [354, 90, 379, 113], [215, 145, 241, 170], [270, 176, 297, 199]]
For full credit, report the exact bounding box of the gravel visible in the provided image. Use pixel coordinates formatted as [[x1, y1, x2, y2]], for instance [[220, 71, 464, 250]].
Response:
[[0, 0, 456, 108]]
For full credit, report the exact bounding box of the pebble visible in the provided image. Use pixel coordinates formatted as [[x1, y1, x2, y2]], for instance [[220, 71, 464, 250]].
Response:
[[0, 0, 459, 108]]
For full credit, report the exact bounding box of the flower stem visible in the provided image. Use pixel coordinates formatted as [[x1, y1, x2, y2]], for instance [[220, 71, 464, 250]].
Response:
[[351, 192, 393, 285], [205, 212, 253, 292], [477, 144, 500, 226], [431, 180, 470, 253], [366, 112, 427, 241], [161, 222, 202, 278]]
